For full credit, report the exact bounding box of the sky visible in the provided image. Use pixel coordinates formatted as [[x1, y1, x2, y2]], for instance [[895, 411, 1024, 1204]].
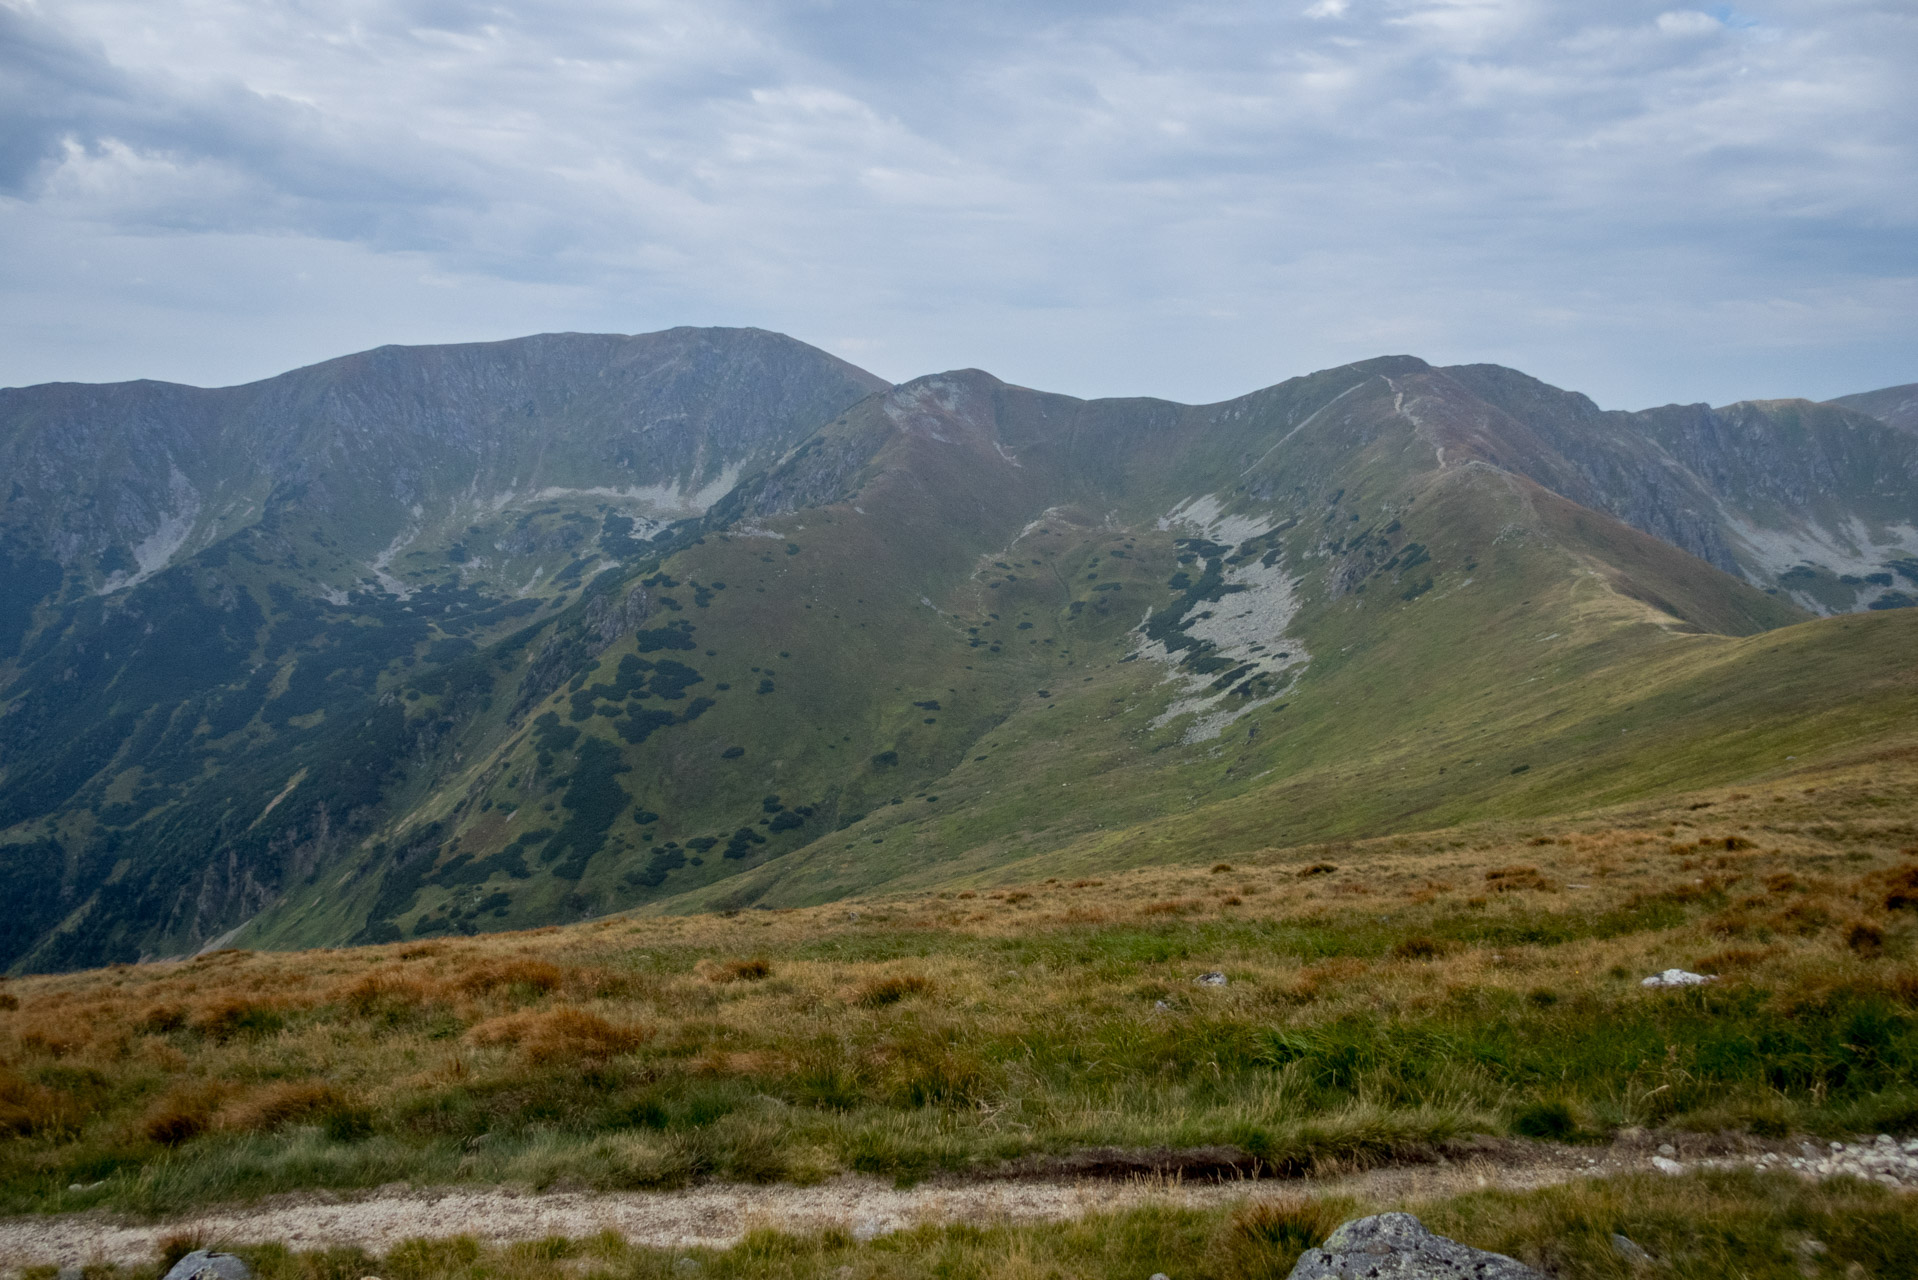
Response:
[[1, 0, 1913, 409]]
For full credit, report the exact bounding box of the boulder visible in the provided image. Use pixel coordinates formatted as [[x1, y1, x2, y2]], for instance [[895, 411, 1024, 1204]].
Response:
[[161, 1251, 254, 1280], [1287, 1212, 1546, 1280]]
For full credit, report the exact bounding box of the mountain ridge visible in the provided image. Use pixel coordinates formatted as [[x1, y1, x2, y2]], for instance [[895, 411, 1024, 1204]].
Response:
[[0, 330, 1913, 972]]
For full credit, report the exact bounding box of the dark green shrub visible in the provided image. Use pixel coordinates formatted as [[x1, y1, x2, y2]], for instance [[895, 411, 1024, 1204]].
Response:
[[1511, 1100, 1577, 1140]]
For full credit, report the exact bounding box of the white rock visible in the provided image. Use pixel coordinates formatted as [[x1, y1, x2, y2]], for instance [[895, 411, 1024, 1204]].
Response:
[[1641, 969, 1715, 987], [1652, 1156, 1684, 1174]]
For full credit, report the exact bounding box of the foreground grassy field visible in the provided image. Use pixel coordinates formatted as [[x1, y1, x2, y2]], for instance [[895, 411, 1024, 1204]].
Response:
[[3, 741, 1915, 1222], [28, 1170, 1918, 1280]]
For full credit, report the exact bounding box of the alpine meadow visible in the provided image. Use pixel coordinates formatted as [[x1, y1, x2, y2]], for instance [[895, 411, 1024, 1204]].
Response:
[[3, 330, 1918, 1279]]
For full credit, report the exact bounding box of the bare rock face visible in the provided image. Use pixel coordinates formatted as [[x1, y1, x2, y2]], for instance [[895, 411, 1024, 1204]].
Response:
[[1287, 1213, 1547, 1280]]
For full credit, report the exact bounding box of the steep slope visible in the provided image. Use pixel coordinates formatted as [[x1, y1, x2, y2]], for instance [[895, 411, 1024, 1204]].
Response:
[[0, 330, 884, 970]]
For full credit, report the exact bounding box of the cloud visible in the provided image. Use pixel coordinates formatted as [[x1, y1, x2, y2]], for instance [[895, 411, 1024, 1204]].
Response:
[[0, 0, 1914, 408]]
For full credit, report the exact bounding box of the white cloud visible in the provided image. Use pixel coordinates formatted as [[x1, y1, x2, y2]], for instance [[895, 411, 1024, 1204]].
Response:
[[0, 0, 1913, 408], [1655, 10, 1723, 36]]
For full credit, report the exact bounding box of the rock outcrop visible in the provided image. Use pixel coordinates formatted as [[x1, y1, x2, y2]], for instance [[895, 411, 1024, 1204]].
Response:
[[1288, 1213, 1546, 1280]]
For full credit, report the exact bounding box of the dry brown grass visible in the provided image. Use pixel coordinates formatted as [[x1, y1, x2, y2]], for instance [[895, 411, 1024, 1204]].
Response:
[[711, 958, 773, 983], [217, 1081, 342, 1133], [466, 1007, 650, 1062], [0, 752, 1912, 1213]]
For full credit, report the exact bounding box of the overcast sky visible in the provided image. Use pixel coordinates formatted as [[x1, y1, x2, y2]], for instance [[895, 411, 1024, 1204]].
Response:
[[2, 0, 1913, 408]]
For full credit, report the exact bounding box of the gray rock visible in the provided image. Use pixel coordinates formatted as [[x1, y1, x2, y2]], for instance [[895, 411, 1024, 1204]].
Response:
[[1195, 971, 1228, 986], [1287, 1213, 1546, 1280], [1611, 1233, 1654, 1263], [161, 1251, 254, 1280]]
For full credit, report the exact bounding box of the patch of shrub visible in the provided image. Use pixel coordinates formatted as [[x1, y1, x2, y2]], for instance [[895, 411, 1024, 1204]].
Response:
[[1847, 921, 1886, 957], [856, 975, 931, 1008], [1511, 1100, 1578, 1141], [1298, 863, 1337, 877], [715, 958, 772, 983]]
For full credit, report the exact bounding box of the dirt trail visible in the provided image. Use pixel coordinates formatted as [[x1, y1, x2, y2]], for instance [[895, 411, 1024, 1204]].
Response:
[[0, 1142, 1876, 1273]]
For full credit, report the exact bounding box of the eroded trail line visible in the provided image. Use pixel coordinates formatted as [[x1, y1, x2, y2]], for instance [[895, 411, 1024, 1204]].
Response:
[[0, 1154, 1667, 1272]]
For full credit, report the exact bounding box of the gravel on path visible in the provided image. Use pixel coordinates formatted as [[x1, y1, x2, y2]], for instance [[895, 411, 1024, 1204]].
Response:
[[7, 1137, 1915, 1274]]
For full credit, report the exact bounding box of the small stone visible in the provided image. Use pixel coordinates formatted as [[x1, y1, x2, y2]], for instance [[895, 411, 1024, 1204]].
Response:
[[852, 1217, 886, 1242], [1651, 1156, 1684, 1174], [1287, 1212, 1546, 1280], [1150, 1274, 1172, 1280], [1195, 971, 1228, 986], [57, 1267, 83, 1280], [1611, 1233, 1654, 1263], [161, 1252, 254, 1280], [1154, 1000, 1171, 1011], [1657, 1143, 1676, 1157]]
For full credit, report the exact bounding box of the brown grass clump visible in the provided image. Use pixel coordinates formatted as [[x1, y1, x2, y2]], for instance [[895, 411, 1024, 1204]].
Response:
[[1143, 898, 1203, 916], [1880, 862, 1918, 911], [713, 958, 773, 983], [854, 975, 931, 1008], [17, 1019, 90, 1057], [1299, 862, 1338, 877], [456, 958, 566, 997], [190, 997, 286, 1043], [142, 1084, 222, 1146], [1391, 935, 1445, 961], [466, 1007, 647, 1063], [0, 1069, 65, 1136], [1697, 946, 1777, 972], [337, 969, 437, 1017], [1484, 865, 1552, 893], [1845, 921, 1886, 957], [137, 1002, 189, 1034], [218, 1080, 341, 1133]]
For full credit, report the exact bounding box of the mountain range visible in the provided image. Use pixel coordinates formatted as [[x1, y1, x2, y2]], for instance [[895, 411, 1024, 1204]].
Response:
[[2, 330, 1914, 972]]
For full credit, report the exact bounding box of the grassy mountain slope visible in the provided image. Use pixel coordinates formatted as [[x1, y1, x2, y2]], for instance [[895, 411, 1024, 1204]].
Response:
[[0, 330, 884, 971], [3, 338, 1912, 971], [240, 363, 1905, 954]]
